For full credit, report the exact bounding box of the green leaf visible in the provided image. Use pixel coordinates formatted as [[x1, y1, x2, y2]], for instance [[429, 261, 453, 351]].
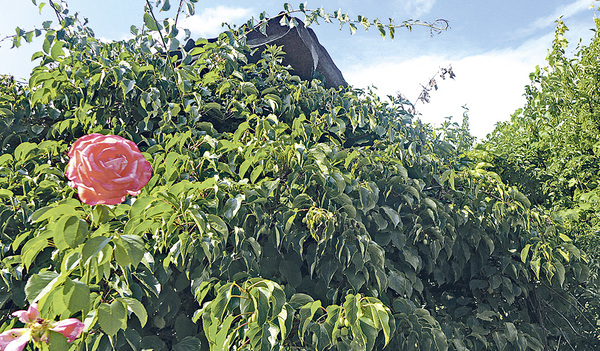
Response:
[[554, 261, 566, 287], [289, 293, 314, 309], [47, 330, 71, 350], [207, 214, 228, 237], [249, 321, 279, 351], [293, 194, 313, 209], [55, 215, 88, 249], [250, 165, 264, 184], [402, 248, 420, 271], [381, 206, 400, 228], [21, 234, 50, 270], [30, 204, 78, 223], [98, 300, 128, 335], [62, 279, 90, 313], [115, 235, 146, 268], [239, 159, 252, 179], [50, 40, 65, 59], [119, 297, 148, 327], [25, 271, 63, 303], [343, 294, 362, 326], [505, 322, 517, 343], [173, 336, 202, 351], [223, 194, 244, 220], [143, 12, 159, 31], [279, 260, 302, 288], [213, 314, 235, 350], [0, 189, 14, 199], [521, 244, 531, 263], [135, 269, 161, 297], [81, 236, 112, 265]]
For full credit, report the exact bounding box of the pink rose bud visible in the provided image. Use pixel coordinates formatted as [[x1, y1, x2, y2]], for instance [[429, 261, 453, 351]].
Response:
[[0, 328, 31, 351], [11, 303, 39, 324], [50, 319, 85, 342], [66, 134, 153, 205]]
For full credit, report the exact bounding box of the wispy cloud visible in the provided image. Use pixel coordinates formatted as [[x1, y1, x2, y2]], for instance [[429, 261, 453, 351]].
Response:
[[519, 0, 596, 36], [179, 6, 252, 38]]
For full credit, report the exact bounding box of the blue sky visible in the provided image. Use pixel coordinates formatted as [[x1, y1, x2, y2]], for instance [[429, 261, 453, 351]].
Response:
[[1, 0, 599, 138]]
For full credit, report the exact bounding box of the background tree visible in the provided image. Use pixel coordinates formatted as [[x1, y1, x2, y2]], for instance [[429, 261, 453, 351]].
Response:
[[478, 19, 600, 348]]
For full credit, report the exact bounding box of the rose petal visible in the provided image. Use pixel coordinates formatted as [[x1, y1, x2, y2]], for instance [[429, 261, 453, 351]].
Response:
[[11, 303, 39, 324], [77, 185, 127, 206], [66, 134, 153, 205], [0, 329, 30, 351], [51, 319, 85, 342]]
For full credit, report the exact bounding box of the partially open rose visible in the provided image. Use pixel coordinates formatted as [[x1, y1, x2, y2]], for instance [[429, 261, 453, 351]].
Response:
[[66, 134, 153, 205]]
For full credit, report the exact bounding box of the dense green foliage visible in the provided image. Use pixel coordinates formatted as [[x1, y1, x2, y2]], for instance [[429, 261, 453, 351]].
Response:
[[0, 2, 597, 350], [479, 19, 600, 348]]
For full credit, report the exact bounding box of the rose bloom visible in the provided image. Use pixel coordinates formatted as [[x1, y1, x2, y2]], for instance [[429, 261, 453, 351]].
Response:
[[0, 304, 85, 351], [66, 134, 153, 205]]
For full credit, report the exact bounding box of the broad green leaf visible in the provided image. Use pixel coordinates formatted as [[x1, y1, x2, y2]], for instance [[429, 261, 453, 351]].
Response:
[[62, 279, 90, 313], [250, 165, 264, 184], [173, 336, 202, 351], [120, 297, 148, 327], [81, 236, 112, 265], [223, 194, 244, 220], [21, 234, 50, 270], [134, 269, 161, 297], [298, 300, 321, 343], [143, 12, 159, 31], [98, 300, 128, 335], [25, 271, 64, 303], [56, 215, 88, 249], [239, 159, 252, 179], [343, 294, 362, 326], [249, 321, 279, 351], [381, 206, 400, 228], [505, 322, 517, 342], [50, 40, 65, 59], [30, 204, 78, 223]]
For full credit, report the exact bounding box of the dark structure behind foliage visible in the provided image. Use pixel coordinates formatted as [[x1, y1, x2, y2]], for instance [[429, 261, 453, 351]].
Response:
[[183, 16, 348, 89]]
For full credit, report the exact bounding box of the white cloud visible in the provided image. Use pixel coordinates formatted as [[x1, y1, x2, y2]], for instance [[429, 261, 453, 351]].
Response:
[[520, 0, 597, 36], [396, 0, 437, 18], [343, 32, 555, 139], [179, 6, 252, 38]]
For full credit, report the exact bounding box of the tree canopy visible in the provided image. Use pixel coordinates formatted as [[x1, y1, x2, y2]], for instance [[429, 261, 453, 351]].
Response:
[[478, 19, 600, 348]]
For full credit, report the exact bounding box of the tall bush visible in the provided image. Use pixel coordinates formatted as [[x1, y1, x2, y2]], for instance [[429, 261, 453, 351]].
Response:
[[478, 19, 600, 348]]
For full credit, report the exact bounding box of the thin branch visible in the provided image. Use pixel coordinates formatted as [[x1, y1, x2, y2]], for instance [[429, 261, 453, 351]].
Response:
[[144, 0, 168, 51], [280, 8, 450, 36], [174, 0, 186, 27], [48, 0, 65, 23], [0, 35, 13, 46]]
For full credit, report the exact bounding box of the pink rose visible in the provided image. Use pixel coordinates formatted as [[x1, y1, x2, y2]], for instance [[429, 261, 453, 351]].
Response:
[[11, 303, 39, 324], [50, 319, 85, 342], [2, 304, 85, 349], [66, 134, 153, 205], [0, 329, 30, 351]]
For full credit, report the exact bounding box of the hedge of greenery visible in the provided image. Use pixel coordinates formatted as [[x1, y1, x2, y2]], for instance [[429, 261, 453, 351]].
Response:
[[0, 2, 597, 350], [479, 19, 600, 348]]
